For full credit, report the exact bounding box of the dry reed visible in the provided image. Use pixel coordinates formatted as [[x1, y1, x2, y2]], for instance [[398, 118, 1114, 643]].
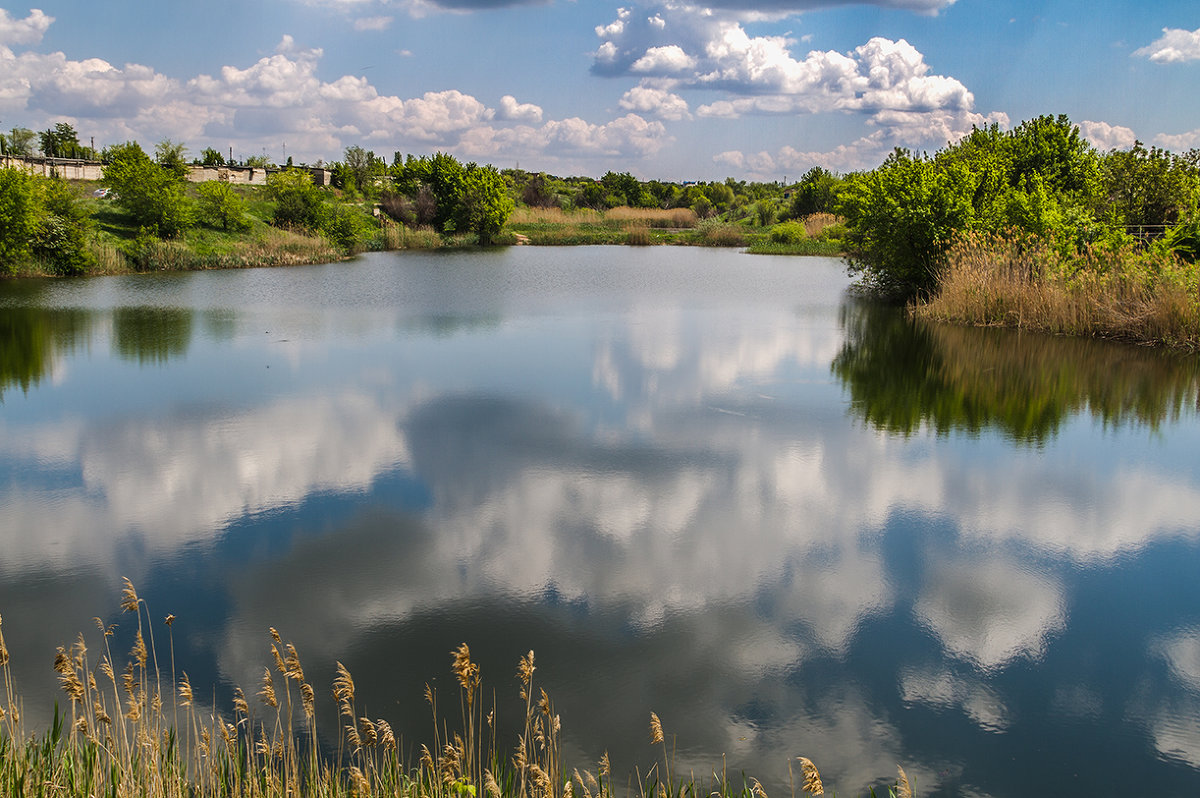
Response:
[[0, 580, 906, 798], [917, 231, 1200, 349]]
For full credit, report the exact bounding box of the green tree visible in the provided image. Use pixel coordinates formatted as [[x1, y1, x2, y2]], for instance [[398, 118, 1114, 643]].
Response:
[[839, 149, 976, 295], [266, 168, 327, 230], [338, 145, 385, 197], [787, 167, 841, 218], [101, 141, 192, 237], [0, 167, 37, 270], [31, 176, 93, 274], [195, 180, 250, 232], [4, 127, 36, 157], [155, 139, 190, 180], [200, 147, 225, 167], [454, 164, 514, 245], [38, 123, 84, 159]]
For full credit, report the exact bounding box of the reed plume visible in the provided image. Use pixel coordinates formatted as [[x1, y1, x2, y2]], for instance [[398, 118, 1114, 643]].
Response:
[[795, 758, 824, 796]]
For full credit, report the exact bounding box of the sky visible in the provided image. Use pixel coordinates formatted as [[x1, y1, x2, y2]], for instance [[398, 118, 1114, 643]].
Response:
[[1, 0, 1199, 181]]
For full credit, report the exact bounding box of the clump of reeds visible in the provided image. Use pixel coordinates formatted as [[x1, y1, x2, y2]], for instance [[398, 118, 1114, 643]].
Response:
[[691, 220, 747, 247], [917, 231, 1200, 349], [626, 226, 652, 246], [0, 579, 916, 798]]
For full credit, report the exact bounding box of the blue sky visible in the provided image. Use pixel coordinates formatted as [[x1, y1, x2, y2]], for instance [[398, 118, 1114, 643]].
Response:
[[1, 0, 1198, 180]]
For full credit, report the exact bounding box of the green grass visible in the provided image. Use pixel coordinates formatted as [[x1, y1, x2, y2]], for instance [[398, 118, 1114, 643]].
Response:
[[746, 240, 844, 256], [0, 580, 907, 798]]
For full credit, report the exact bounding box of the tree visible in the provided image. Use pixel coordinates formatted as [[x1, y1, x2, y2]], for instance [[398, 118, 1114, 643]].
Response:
[[339, 145, 385, 197], [31, 176, 93, 275], [101, 141, 192, 237], [454, 164, 514, 245], [0, 167, 37, 269], [4, 127, 36, 157], [787, 167, 841, 218], [155, 139, 190, 179], [196, 180, 250, 232], [200, 147, 225, 167], [38, 123, 84, 159], [266, 168, 327, 230]]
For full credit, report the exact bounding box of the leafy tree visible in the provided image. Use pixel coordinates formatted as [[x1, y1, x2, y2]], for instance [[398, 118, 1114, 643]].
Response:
[[38, 123, 84, 159], [3, 127, 36, 157], [196, 180, 250, 232], [454, 164, 514, 245], [101, 141, 192, 237], [787, 167, 841, 218], [155, 139, 190, 179], [200, 147, 225, 167], [267, 168, 327, 230], [839, 149, 976, 295], [1101, 143, 1199, 236], [0, 167, 37, 270], [244, 154, 271, 168], [31, 176, 93, 274], [338, 145, 385, 197]]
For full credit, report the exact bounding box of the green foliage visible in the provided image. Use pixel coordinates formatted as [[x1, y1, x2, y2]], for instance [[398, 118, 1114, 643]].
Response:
[[195, 180, 250, 232], [787, 167, 841, 218], [154, 139, 190, 180], [38, 123, 87, 159], [768, 220, 807, 244], [1102, 142, 1200, 235], [4, 127, 35, 156], [840, 150, 976, 295], [101, 141, 193, 238], [0, 167, 37, 269], [267, 168, 327, 231], [319, 204, 367, 251], [336, 146, 387, 198], [1164, 213, 1200, 262], [32, 177, 93, 274], [200, 147, 225, 167], [454, 165, 514, 245]]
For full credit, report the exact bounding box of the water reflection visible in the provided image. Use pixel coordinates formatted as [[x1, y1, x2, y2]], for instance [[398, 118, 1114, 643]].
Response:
[[833, 299, 1200, 441], [1, 251, 1199, 798], [112, 306, 194, 364]]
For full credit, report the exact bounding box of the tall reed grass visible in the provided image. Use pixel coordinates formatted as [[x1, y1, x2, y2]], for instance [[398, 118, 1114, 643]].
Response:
[[916, 231, 1200, 349], [0, 580, 913, 798]]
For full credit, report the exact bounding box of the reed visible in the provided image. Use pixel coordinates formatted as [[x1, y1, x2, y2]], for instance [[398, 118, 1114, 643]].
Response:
[[0, 581, 910, 798], [916, 231, 1200, 349]]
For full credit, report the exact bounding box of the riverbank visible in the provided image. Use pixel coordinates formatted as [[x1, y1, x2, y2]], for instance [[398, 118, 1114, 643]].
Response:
[[913, 231, 1200, 351]]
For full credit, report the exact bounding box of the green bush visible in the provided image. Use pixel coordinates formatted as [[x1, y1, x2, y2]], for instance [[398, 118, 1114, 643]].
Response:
[[769, 221, 807, 244]]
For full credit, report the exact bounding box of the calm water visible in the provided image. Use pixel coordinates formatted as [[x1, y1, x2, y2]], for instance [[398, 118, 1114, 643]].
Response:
[[3, 247, 1200, 797]]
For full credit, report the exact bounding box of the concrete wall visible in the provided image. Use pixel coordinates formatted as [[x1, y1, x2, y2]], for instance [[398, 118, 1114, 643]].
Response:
[[3, 156, 333, 189], [1, 155, 105, 181]]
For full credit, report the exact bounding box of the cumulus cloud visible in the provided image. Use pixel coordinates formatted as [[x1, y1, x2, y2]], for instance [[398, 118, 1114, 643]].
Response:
[[619, 83, 692, 120], [0, 7, 52, 46], [713, 107, 1009, 175], [1, 20, 668, 171], [1079, 119, 1137, 151], [1154, 128, 1200, 151], [495, 94, 543, 123], [1133, 26, 1200, 63]]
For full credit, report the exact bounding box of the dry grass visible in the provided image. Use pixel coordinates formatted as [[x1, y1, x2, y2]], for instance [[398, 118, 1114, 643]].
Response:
[[801, 214, 841, 239], [916, 231, 1200, 349], [509, 207, 698, 230], [0, 580, 910, 798]]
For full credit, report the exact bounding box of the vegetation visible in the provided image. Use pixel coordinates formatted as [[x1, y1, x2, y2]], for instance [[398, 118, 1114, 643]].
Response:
[[0, 580, 912, 798]]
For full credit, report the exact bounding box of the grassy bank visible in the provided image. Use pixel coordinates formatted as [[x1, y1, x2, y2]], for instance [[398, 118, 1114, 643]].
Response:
[[914, 232, 1200, 350], [0, 580, 909, 798]]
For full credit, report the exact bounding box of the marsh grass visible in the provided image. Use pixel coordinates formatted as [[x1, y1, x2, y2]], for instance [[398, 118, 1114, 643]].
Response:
[[0, 581, 907, 798], [509, 207, 698, 246], [916, 231, 1200, 349]]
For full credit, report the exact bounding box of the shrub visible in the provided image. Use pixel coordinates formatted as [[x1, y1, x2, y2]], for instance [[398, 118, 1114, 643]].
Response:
[[769, 220, 807, 244]]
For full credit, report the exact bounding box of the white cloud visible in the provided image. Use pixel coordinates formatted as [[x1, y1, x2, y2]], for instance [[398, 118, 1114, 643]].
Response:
[[1133, 26, 1200, 63], [353, 15, 394, 31], [619, 83, 692, 120], [495, 94, 543, 123], [631, 44, 697, 74], [1154, 128, 1200, 151], [1079, 119, 1137, 151], [0, 7, 52, 46]]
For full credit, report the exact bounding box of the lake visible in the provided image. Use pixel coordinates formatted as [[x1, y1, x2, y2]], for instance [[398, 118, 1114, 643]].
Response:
[[2, 246, 1200, 797]]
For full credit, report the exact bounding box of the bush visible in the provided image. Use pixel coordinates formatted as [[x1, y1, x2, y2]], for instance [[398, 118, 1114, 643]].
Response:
[[102, 142, 193, 238], [769, 221, 807, 244]]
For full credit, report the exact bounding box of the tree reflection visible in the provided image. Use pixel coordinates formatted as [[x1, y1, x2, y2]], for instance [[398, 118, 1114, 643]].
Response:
[[832, 299, 1200, 442], [112, 307, 194, 365], [0, 306, 93, 399]]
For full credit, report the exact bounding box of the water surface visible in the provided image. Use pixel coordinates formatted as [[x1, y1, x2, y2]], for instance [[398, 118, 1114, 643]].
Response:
[[2, 247, 1200, 797]]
